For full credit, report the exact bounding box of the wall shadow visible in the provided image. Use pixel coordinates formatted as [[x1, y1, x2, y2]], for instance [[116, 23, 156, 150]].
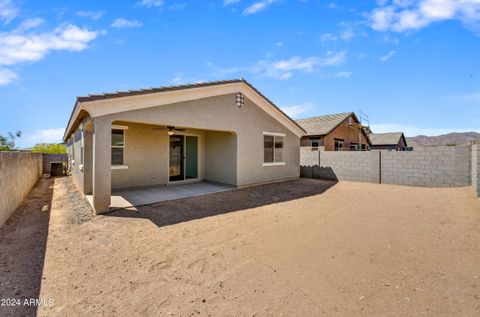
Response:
[[0, 176, 54, 317], [105, 178, 337, 228], [300, 165, 338, 181]]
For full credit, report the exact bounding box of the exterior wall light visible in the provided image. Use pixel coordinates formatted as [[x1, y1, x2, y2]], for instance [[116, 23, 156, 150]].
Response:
[[236, 92, 245, 108]]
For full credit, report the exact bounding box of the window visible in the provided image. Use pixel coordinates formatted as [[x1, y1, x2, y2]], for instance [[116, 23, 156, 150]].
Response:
[[70, 136, 75, 164], [349, 143, 357, 151], [111, 129, 125, 165], [80, 130, 84, 165], [310, 138, 320, 148], [334, 139, 344, 151], [263, 132, 285, 165], [264, 135, 274, 163]]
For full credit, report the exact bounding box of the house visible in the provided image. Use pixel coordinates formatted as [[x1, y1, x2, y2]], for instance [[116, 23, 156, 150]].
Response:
[[369, 132, 408, 150], [63, 79, 305, 214], [296, 112, 370, 151]]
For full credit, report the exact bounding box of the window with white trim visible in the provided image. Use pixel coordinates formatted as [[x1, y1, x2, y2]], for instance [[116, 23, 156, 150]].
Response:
[[111, 129, 125, 165], [264, 133, 284, 164], [80, 130, 84, 165]]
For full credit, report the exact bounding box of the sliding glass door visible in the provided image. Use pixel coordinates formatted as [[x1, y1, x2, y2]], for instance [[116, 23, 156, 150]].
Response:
[[169, 135, 198, 182]]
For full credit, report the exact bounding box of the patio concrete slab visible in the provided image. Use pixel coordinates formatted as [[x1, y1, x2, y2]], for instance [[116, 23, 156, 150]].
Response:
[[105, 182, 235, 209]]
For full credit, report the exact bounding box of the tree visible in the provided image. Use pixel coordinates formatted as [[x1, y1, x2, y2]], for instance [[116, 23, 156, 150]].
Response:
[[32, 143, 67, 154], [0, 131, 22, 151]]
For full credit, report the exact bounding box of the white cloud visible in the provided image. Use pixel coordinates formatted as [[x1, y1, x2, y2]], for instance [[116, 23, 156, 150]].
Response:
[[371, 123, 480, 137], [281, 102, 314, 118], [76, 11, 106, 20], [0, 24, 101, 66], [330, 71, 352, 78], [369, 0, 480, 33], [0, 68, 18, 85], [171, 71, 184, 83], [0, 0, 18, 23], [169, 3, 187, 11], [319, 50, 347, 66], [339, 28, 354, 40], [243, 0, 277, 15], [252, 56, 318, 80], [206, 51, 347, 80], [24, 128, 65, 145], [328, 2, 343, 9], [137, 0, 164, 7], [449, 91, 480, 103], [0, 23, 101, 85], [111, 18, 143, 28], [13, 18, 44, 33], [319, 33, 338, 42], [380, 50, 396, 61]]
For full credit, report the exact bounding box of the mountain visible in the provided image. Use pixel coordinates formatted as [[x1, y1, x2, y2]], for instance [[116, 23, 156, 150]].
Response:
[[407, 132, 480, 146]]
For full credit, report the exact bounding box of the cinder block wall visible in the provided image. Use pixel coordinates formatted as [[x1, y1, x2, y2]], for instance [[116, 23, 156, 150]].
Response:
[[381, 145, 471, 187], [300, 147, 379, 183], [300, 145, 473, 189], [318, 151, 380, 183], [43, 154, 68, 173], [472, 143, 479, 197], [0, 152, 43, 227]]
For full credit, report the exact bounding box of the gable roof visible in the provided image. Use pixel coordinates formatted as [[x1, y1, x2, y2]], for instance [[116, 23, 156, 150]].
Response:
[[369, 132, 406, 146], [295, 112, 354, 136], [63, 78, 306, 141], [76, 79, 241, 103]]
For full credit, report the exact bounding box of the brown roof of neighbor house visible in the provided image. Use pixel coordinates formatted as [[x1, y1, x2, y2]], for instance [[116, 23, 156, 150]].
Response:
[[64, 78, 306, 141], [369, 132, 406, 146], [295, 112, 354, 136]]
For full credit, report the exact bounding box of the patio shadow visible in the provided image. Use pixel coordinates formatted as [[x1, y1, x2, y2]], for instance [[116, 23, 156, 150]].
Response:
[[105, 178, 337, 227], [0, 176, 55, 317]]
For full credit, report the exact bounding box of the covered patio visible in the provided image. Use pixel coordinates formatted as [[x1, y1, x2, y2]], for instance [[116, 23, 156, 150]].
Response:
[[86, 182, 235, 210]]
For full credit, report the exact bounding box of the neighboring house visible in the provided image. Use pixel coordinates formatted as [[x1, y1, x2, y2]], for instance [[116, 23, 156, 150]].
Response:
[[296, 112, 370, 151], [63, 79, 305, 214], [369, 132, 408, 150]]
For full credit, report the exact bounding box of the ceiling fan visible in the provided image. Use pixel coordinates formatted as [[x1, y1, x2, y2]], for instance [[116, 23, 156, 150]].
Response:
[[152, 125, 186, 135]]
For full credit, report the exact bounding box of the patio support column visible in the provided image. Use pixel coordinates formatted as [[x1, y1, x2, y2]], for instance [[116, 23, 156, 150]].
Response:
[[83, 124, 94, 195], [92, 116, 112, 214]]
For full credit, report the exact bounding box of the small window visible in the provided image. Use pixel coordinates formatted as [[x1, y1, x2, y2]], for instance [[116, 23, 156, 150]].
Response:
[[71, 136, 75, 164], [264, 135, 274, 163], [111, 129, 125, 165], [349, 143, 357, 151], [264, 134, 284, 163], [334, 139, 344, 151], [80, 130, 84, 165], [310, 138, 320, 148], [275, 136, 283, 162]]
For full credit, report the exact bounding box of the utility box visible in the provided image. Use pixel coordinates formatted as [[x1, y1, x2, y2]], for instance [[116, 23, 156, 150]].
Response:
[[50, 162, 64, 177]]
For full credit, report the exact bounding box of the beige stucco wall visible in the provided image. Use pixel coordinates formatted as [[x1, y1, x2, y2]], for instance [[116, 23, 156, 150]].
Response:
[[110, 122, 210, 189], [93, 93, 299, 188], [204, 131, 237, 185], [68, 127, 85, 192], [0, 152, 43, 227]]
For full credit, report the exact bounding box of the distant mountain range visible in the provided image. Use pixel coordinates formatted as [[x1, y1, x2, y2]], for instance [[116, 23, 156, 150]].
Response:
[[407, 132, 480, 146]]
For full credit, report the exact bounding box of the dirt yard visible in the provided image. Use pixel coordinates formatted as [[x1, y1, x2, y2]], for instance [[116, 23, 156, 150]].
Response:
[[1, 176, 480, 316]]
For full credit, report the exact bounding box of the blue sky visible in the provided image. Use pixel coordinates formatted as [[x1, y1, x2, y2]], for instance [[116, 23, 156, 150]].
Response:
[[0, 0, 479, 147]]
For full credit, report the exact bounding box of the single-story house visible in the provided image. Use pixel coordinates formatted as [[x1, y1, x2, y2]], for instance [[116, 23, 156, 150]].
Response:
[[63, 79, 305, 214], [369, 132, 408, 150], [296, 112, 370, 151]]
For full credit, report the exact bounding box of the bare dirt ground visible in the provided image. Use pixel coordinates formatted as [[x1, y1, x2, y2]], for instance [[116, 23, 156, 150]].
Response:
[[1, 176, 480, 316]]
